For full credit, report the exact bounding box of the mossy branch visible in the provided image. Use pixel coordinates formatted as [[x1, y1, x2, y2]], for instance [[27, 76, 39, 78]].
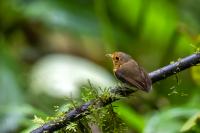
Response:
[[31, 53, 200, 133]]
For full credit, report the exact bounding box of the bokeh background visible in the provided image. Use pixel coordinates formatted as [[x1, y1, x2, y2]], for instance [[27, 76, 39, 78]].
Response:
[[0, 0, 200, 133]]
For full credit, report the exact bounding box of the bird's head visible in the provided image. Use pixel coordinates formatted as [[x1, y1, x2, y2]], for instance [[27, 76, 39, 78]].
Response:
[[106, 52, 131, 69]]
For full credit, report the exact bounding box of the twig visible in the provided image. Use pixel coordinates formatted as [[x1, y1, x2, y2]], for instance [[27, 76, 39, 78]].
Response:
[[31, 53, 200, 133], [149, 53, 200, 83]]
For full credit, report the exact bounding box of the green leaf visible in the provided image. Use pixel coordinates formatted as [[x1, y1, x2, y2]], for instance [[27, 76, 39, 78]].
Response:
[[113, 102, 144, 132], [180, 112, 200, 132], [144, 107, 199, 133]]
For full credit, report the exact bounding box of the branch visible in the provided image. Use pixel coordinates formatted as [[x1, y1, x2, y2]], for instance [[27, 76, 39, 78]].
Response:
[[31, 53, 200, 133], [149, 53, 200, 83]]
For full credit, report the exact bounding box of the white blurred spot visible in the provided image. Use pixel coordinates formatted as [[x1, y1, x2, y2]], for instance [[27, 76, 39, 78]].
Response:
[[29, 54, 115, 98]]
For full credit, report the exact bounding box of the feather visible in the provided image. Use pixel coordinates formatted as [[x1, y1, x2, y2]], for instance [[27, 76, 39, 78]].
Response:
[[114, 60, 151, 92]]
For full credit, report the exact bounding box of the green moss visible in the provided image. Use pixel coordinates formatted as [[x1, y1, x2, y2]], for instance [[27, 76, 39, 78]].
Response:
[[33, 82, 128, 133]]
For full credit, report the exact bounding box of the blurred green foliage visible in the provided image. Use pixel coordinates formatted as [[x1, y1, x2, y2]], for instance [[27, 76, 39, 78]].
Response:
[[0, 0, 200, 132]]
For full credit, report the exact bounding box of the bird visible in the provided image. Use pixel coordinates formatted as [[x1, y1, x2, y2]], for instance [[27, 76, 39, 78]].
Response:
[[106, 51, 152, 92]]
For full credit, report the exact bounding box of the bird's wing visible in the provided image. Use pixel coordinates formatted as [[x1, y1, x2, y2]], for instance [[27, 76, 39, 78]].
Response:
[[138, 66, 152, 92], [115, 61, 151, 92]]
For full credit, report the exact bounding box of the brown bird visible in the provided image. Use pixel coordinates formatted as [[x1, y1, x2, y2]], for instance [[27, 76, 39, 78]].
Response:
[[106, 51, 152, 92]]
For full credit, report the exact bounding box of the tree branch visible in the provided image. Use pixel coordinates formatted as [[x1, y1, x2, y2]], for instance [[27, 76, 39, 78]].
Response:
[[31, 53, 200, 133], [149, 53, 200, 83]]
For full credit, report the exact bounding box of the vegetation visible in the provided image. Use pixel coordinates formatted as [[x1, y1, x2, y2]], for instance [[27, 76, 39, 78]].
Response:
[[0, 0, 200, 133]]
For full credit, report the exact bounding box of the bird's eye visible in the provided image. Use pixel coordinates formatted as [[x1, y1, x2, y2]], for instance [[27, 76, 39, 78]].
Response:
[[115, 56, 119, 61]]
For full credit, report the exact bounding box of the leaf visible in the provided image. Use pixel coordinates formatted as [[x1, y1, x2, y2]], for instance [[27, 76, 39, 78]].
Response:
[[144, 107, 199, 133], [0, 56, 24, 132], [22, 1, 100, 35], [66, 122, 78, 132], [113, 102, 144, 132], [32, 115, 45, 125], [180, 112, 200, 132]]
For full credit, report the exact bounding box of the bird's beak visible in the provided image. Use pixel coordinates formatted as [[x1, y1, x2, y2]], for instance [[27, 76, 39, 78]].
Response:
[[105, 54, 113, 58]]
